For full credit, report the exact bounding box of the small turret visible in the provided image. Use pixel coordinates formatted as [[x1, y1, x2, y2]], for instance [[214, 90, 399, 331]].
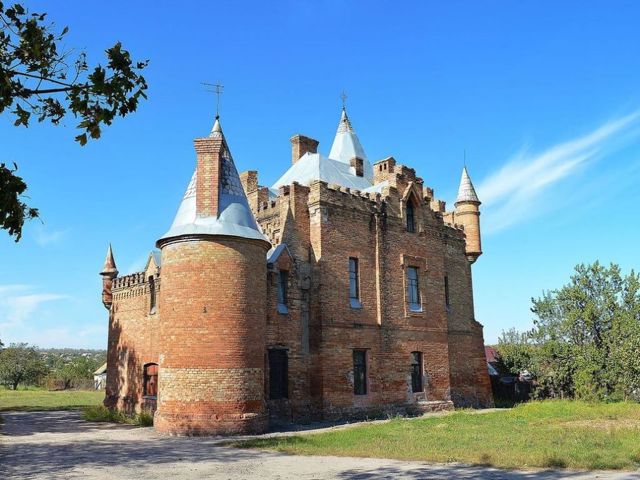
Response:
[[454, 167, 482, 263], [100, 244, 118, 309]]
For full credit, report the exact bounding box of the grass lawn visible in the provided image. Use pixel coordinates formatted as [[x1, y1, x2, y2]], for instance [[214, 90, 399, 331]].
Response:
[[0, 387, 104, 412], [233, 401, 640, 471]]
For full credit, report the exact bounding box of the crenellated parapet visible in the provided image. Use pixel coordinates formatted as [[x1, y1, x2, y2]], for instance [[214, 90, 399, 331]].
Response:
[[112, 272, 147, 290]]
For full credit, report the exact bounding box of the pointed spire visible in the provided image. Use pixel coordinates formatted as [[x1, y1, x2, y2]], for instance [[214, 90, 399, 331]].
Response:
[[337, 107, 354, 134], [456, 167, 480, 204], [101, 244, 118, 276], [210, 115, 223, 138], [157, 115, 269, 246], [328, 107, 373, 181]]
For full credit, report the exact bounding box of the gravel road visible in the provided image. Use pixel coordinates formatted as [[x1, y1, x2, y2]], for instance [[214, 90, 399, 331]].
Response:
[[1, 410, 638, 479]]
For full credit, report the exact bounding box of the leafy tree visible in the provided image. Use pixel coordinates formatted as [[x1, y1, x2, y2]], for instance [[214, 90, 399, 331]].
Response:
[[54, 355, 100, 389], [1, 2, 148, 240], [498, 262, 640, 401], [496, 328, 535, 376], [0, 343, 48, 389]]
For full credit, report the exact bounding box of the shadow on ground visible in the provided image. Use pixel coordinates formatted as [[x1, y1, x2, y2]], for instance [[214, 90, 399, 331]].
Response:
[[1, 411, 637, 480]]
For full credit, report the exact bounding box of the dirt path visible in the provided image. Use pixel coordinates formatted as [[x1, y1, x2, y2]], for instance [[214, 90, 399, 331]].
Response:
[[1, 410, 638, 480]]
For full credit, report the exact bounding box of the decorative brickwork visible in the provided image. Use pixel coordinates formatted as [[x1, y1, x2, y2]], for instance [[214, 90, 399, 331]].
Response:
[[102, 111, 493, 436]]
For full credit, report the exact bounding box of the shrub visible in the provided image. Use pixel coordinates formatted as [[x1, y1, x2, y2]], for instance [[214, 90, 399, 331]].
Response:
[[82, 405, 154, 426], [135, 411, 154, 426]]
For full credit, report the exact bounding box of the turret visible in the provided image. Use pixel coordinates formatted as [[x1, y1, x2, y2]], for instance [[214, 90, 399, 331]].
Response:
[[154, 114, 271, 436], [454, 167, 482, 263], [100, 244, 118, 309]]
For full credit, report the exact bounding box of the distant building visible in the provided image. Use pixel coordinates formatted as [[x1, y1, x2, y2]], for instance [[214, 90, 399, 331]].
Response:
[[100, 107, 493, 436], [93, 363, 107, 390]]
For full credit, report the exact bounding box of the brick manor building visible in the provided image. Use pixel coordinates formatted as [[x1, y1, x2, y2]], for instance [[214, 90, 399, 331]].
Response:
[[100, 106, 493, 436]]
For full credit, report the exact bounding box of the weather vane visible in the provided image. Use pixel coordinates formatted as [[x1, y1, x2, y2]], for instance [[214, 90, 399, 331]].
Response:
[[202, 81, 224, 118], [340, 90, 348, 109]]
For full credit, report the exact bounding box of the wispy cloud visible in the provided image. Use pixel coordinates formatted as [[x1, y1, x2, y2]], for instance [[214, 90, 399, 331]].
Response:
[[33, 226, 69, 246], [477, 111, 640, 234], [0, 285, 68, 329]]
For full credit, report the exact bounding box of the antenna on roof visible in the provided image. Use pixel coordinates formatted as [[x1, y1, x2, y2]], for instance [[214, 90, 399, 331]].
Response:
[[340, 90, 348, 110], [202, 81, 224, 119]]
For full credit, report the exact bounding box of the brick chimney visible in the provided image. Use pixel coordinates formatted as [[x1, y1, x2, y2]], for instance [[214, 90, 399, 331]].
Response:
[[350, 156, 364, 177], [290, 134, 319, 164], [194, 117, 225, 218], [373, 156, 396, 184]]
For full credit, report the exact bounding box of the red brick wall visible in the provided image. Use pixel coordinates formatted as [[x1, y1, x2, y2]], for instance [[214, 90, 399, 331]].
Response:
[[104, 163, 493, 432], [105, 273, 160, 414], [154, 236, 270, 435], [305, 181, 455, 418]]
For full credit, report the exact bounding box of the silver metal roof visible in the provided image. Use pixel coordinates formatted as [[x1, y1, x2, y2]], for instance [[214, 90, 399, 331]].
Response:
[[158, 118, 269, 245], [456, 166, 480, 204], [328, 108, 374, 182], [272, 152, 373, 191], [361, 180, 388, 194], [272, 109, 376, 191], [267, 243, 291, 264]]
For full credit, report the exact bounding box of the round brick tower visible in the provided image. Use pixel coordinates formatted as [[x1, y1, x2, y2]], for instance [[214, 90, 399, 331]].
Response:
[[154, 116, 271, 435], [454, 166, 482, 264]]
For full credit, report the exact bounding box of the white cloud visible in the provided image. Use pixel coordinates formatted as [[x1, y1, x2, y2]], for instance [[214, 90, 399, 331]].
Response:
[[33, 226, 69, 246], [477, 111, 640, 234], [0, 285, 68, 329]]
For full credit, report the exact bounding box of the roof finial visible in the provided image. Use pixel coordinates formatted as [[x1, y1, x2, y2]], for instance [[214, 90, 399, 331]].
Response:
[[202, 81, 224, 119], [340, 90, 348, 110], [464, 149, 467, 168]]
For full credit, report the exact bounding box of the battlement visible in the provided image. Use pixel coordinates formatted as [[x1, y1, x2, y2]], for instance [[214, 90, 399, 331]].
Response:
[[113, 271, 147, 290], [308, 180, 382, 215]]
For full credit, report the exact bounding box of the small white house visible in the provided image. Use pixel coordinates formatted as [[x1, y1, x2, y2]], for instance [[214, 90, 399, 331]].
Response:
[[93, 362, 107, 390]]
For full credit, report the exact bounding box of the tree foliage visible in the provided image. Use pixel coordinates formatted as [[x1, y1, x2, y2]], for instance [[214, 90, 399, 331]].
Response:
[[0, 342, 48, 389], [0, 2, 148, 240], [51, 355, 101, 389], [496, 262, 640, 401]]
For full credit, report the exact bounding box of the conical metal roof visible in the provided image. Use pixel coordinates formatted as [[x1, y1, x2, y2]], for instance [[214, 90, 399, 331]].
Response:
[[328, 108, 373, 182], [158, 117, 269, 245], [101, 244, 118, 275], [456, 166, 480, 204]]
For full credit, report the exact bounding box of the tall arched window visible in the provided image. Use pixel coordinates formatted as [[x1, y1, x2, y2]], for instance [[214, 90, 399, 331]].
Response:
[[143, 363, 158, 397], [149, 276, 157, 314], [406, 200, 416, 233]]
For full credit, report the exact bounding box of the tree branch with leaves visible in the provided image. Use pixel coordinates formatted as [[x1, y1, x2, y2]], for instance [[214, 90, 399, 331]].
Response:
[[0, 2, 148, 240]]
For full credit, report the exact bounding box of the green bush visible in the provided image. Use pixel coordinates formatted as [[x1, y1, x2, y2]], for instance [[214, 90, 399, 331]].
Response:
[[135, 411, 154, 426], [82, 405, 126, 423], [496, 262, 640, 402], [82, 405, 154, 426]]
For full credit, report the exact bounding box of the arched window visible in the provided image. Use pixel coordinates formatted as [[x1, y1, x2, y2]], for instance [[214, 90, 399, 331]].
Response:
[[406, 200, 416, 233], [143, 363, 158, 397], [149, 276, 157, 314]]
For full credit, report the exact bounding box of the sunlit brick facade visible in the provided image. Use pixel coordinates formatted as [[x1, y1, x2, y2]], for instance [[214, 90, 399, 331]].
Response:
[[101, 108, 493, 436]]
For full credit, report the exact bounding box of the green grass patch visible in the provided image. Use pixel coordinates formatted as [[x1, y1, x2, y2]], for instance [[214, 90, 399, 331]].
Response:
[[0, 387, 104, 412], [233, 400, 640, 471], [82, 405, 153, 427]]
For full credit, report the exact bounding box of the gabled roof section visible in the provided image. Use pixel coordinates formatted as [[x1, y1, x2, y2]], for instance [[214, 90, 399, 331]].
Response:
[[272, 152, 372, 191], [456, 166, 480, 204], [328, 108, 373, 182], [158, 116, 269, 245], [93, 362, 107, 375], [267, 243, 293, 265], [144, 250, 161, 276]]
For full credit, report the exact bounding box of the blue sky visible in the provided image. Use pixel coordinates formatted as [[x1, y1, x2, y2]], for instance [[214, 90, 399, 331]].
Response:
[[1, 1, 640, 349]]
